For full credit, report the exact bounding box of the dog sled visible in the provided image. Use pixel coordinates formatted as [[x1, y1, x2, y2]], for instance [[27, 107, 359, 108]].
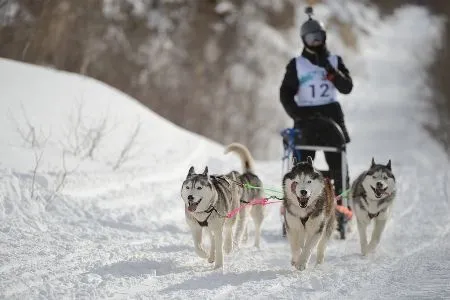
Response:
[[280, 116, 352, 240]]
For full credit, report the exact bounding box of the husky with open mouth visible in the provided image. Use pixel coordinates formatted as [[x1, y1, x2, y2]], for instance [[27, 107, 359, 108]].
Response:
[[282, 156, 336, 271], [350, 158, 396, 256], [181, 166, 241, 269]]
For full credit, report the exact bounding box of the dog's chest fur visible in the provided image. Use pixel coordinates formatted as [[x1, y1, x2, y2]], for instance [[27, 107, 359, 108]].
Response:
[[285, 205, 326, 230], [284, 180, 334, 230]]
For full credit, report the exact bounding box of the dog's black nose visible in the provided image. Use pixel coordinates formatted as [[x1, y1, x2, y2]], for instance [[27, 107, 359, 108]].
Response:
[[300, 189, 308, 196], [188, 195, 194, 201], [376, 181, 383, 189]]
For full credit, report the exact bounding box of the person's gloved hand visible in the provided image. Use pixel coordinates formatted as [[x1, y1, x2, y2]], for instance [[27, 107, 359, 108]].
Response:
[[315, 47, 328, 67], [316, 47, 336, 74]]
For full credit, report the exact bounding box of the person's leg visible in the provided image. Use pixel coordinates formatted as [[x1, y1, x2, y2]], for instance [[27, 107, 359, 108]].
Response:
[[324, 151, 349, 240], [324, 151, 349, 201]]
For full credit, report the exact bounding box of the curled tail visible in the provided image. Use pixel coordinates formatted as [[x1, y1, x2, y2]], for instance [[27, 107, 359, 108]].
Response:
[[224, 142, 255, 174]]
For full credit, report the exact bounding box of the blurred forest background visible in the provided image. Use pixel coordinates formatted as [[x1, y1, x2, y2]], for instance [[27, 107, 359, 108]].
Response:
[[0, 0, 448, 158]]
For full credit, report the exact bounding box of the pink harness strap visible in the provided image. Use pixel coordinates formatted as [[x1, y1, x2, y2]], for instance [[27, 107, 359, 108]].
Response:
[[226, 198, 282, 218]]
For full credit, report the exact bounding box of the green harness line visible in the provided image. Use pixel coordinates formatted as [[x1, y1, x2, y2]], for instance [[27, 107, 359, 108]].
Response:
[[243, 183, 351, 200]]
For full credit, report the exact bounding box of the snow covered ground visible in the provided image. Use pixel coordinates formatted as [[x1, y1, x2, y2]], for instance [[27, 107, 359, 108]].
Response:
[[1, 4, 450, 300]]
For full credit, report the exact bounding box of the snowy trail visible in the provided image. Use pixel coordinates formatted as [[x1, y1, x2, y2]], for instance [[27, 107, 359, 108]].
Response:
[[2, 3, 450, 299], [2, 158, 449, 299]]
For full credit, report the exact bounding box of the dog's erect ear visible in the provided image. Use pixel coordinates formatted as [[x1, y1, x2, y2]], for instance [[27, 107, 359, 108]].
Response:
[[371, 157, 376, 168], [187, 166, 195, 178], [386, 159, 392, 171], [307, 156, 314, 167], [202, 166, 208, 176]]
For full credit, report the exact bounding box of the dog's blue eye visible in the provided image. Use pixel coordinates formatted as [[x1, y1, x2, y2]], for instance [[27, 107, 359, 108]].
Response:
[[197, 187, 202, 190]]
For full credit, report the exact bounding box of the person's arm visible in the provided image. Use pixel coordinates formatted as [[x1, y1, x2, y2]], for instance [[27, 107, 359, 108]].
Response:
[[280, 58, 300, 119], [325, 56, 353, 94]]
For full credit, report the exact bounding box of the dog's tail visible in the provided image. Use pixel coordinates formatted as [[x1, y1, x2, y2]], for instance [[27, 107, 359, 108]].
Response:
[[224, 142, 255, 174]]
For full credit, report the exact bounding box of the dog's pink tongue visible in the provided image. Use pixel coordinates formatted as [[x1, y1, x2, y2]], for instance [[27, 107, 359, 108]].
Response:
[[291, 181, 298, 194], [188, 203, 197, 211], [299, 197, 308, 207]]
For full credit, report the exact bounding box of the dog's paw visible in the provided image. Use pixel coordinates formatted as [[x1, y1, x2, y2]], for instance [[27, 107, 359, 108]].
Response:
[[195, 248, 208, 259], [208, 255, 215, 263], [360, 243, 369, 256], [367, 242, 379, 254], [361, 248, 368, 256], [294, 262, 307, 271]]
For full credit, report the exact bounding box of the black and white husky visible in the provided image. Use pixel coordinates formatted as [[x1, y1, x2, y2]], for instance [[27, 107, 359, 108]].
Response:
[[350, 158, 396, 256], [181, 166, 241, 269], [282, 157, 336, 271]]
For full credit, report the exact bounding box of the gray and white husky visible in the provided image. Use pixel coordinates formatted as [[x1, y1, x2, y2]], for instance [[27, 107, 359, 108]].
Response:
[[350, 158, 396, 256], [224, 142, 266, 249], [282, 156, 336, 271], [181, 166, 241, 269]]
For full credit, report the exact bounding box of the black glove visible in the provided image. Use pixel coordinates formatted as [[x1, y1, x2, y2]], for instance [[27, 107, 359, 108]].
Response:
[[315, 47, 336, 74], [315, 47, 328, 66]]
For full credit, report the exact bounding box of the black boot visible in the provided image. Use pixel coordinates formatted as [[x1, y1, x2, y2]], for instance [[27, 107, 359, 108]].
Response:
[[336, 210, 347, 240]]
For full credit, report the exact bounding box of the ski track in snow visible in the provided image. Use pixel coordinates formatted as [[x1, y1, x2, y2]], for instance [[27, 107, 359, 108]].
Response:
[[1, 144, 449, 300]]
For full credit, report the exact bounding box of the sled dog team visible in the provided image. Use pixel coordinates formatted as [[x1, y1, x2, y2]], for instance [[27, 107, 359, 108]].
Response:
[[181, 143, 396, 270]]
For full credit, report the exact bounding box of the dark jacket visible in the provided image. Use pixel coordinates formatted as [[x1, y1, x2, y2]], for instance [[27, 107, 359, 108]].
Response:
[[279, 48, 353, 143]]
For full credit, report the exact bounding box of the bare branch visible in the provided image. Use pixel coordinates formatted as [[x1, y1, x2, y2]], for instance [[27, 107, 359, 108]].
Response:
[[82, 110, 116, 159], [61, 100, 86, 156], [8, 103, 51, 149], [46, 150, 83, 209], [53, 150, 69, 194], [112, 120, 142, 170], [30, 149, 44, 199], [61, 101, 118, 160]]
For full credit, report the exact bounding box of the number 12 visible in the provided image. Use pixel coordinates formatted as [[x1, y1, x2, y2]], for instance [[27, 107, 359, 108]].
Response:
[[309, 83, 329, 98]]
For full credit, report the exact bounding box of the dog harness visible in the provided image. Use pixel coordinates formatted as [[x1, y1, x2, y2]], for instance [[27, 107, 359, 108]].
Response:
[[362, 195, 387, 219], [294, 55, 338, 107], [195, 206, 217, 227], [368, 212, 379, 219], [300, 215, 309, 226], [285, 203, 310, 227]]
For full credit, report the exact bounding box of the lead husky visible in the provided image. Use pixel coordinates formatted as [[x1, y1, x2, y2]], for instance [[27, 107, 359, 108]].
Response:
[[282, 156, 336, 271], [224, 143, 266, 249], [350, 158, 396, 256], [181, 166, 241, 269]]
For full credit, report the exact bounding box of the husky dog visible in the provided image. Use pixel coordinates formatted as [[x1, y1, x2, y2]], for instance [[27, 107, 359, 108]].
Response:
[[224, 143, 266, 249], [282, 156, 336, 271], [181, 166, 241, 269], [350, 158, 396, 256]]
